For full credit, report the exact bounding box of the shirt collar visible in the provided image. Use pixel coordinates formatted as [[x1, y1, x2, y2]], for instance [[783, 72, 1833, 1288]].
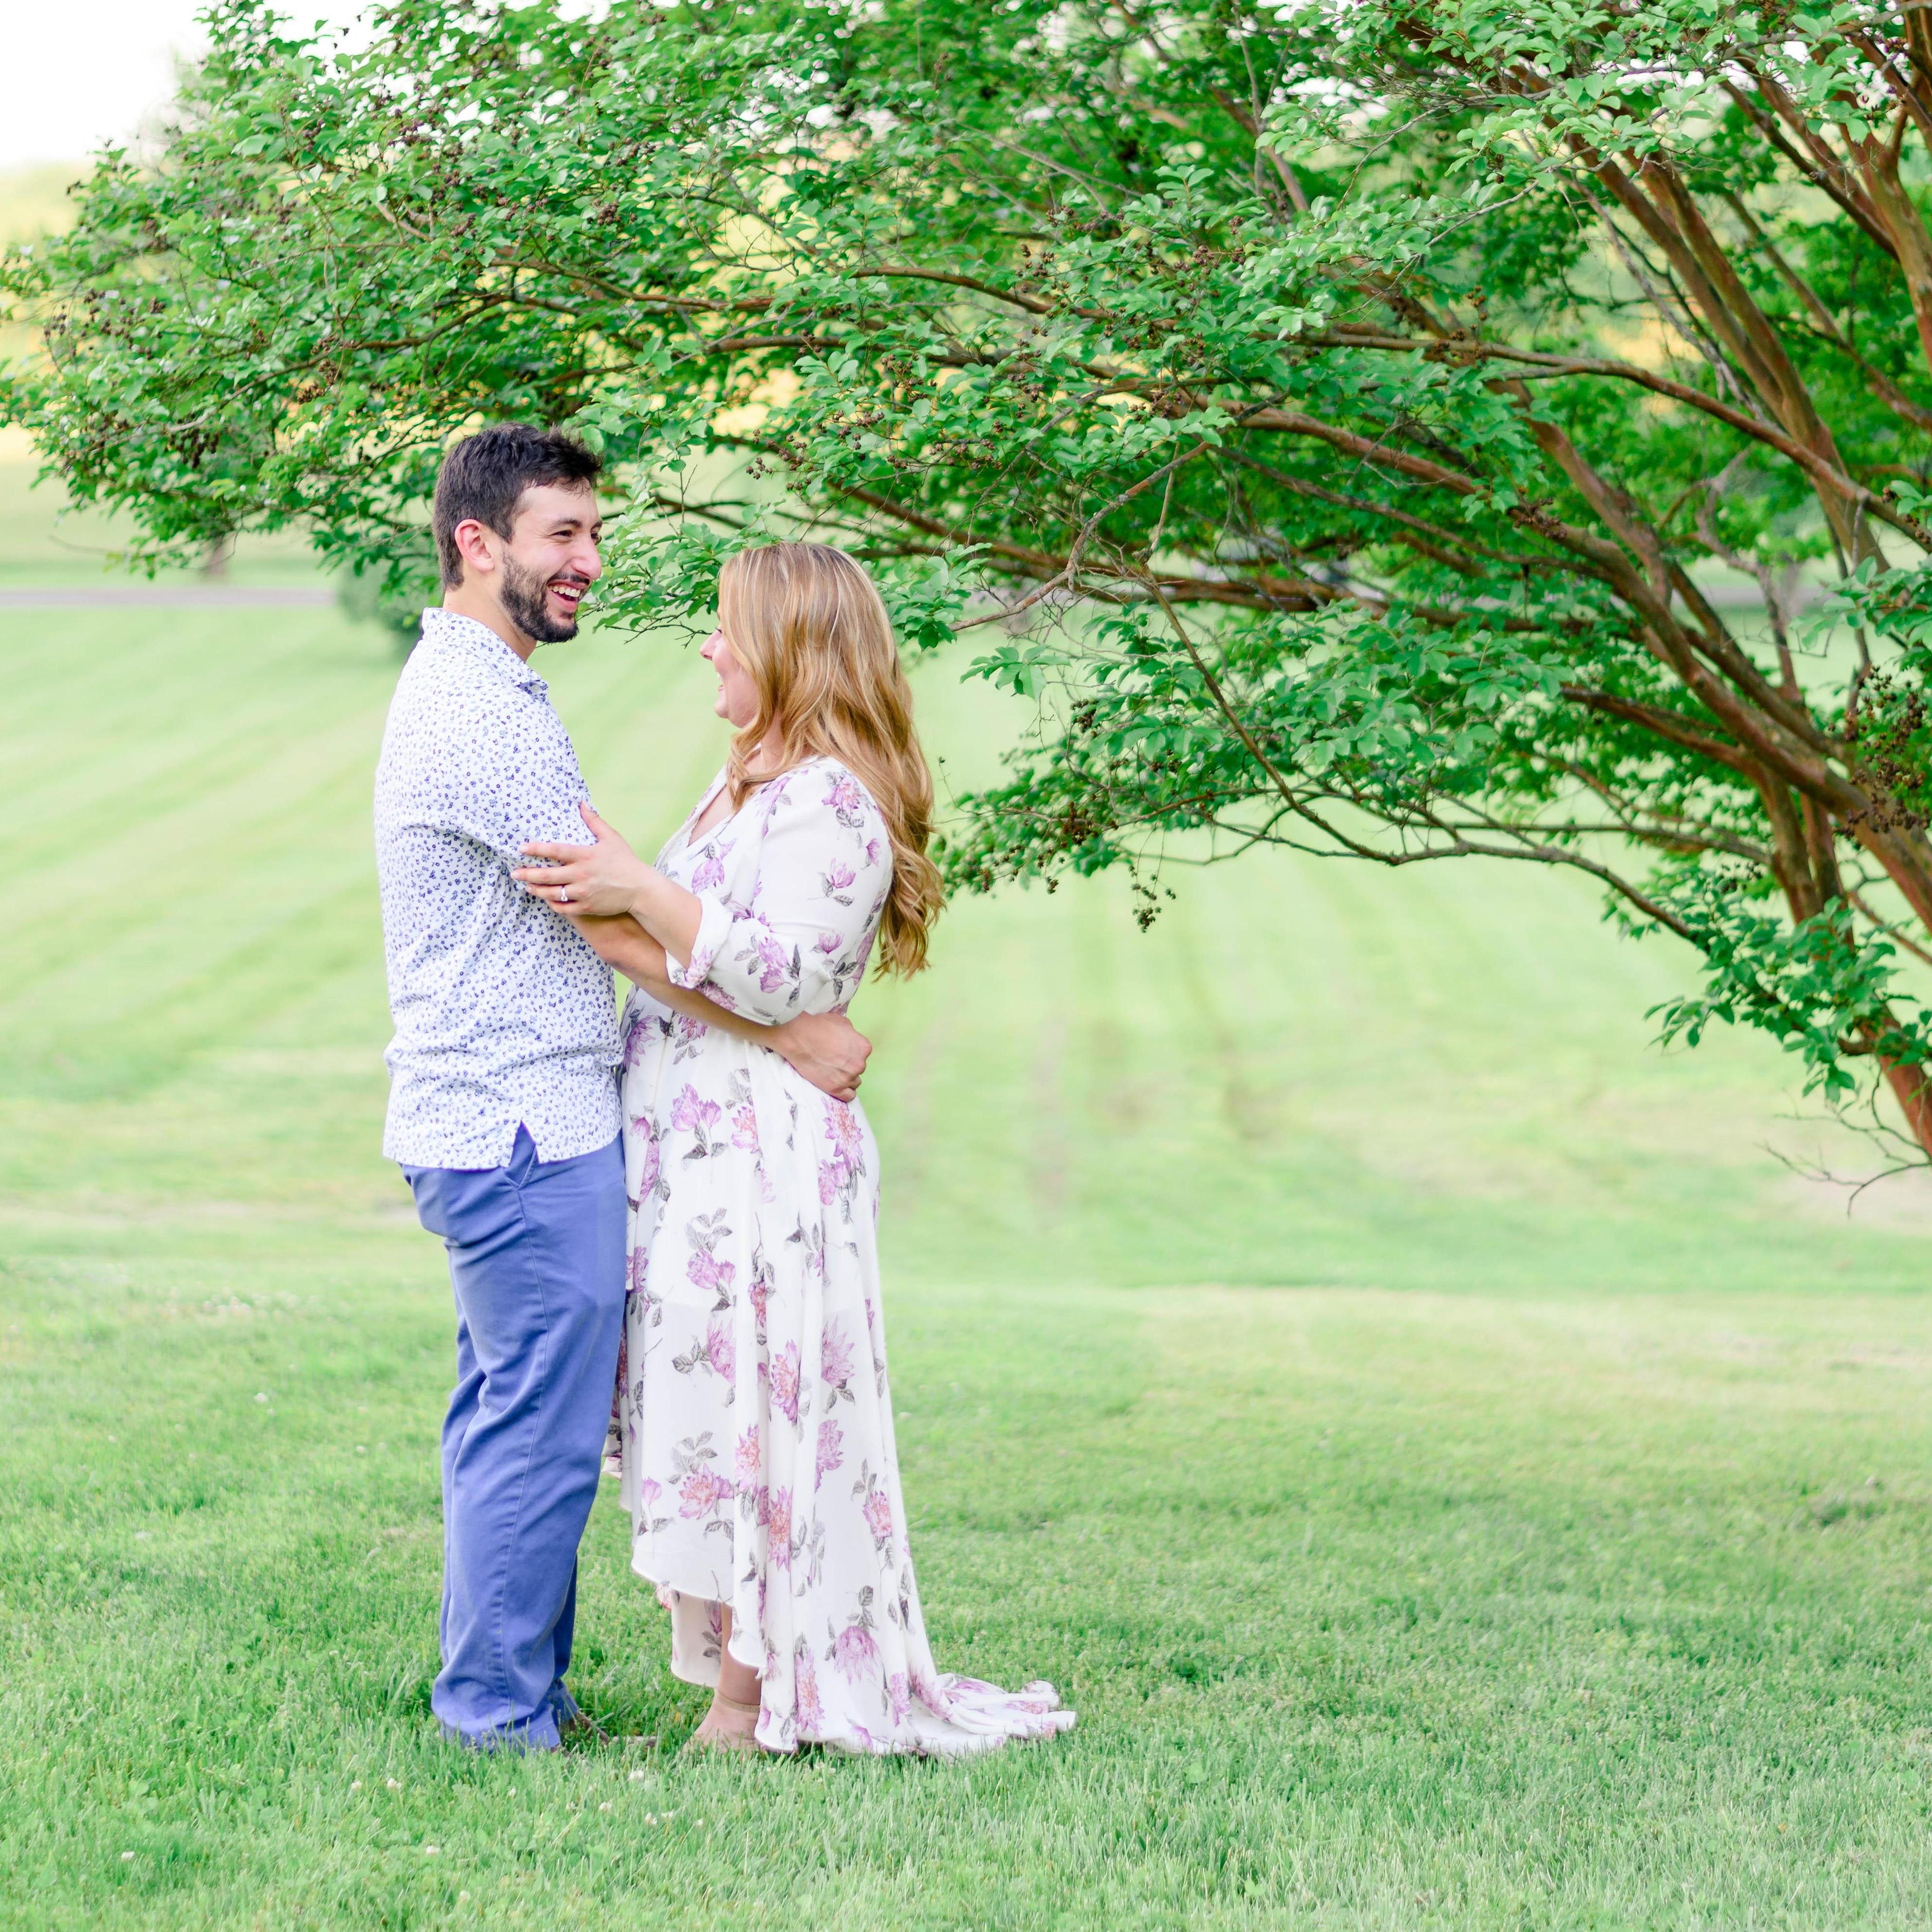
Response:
[[417, 606, 550, 697]]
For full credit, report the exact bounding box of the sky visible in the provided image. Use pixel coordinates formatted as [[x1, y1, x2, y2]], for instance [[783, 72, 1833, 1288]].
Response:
[[0, 2, 367, 170]]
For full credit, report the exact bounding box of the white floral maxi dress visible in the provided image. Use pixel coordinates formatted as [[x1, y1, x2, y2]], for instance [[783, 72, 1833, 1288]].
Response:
[[604, 757, 1075, 1756]]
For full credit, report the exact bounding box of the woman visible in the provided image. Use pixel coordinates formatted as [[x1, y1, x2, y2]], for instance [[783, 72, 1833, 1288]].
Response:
[[514, 543, 1075, 1757]]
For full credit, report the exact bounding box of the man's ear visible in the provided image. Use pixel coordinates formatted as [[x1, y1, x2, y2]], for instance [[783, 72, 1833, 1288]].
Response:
[[452, 518, 498, 577]]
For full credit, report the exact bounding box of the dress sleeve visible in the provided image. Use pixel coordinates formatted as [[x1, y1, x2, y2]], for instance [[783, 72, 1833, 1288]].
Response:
[[665, 764, 892, 1024]]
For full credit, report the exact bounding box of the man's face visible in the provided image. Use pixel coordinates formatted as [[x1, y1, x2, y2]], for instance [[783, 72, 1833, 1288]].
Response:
[[490, 482, 603, 643]]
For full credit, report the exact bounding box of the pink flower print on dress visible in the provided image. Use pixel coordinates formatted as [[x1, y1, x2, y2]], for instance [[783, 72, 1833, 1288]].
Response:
[[765, 1340, 802, 1423], [754, 930, 793, 994], [705, 1315, 736, 1383], [824, 771, 867, 827], [686, 1248, 736, 1298], [795, 1643, 823, 1728], [832, 1620, 879, 1683], [766, 1488, 794, 1569], [864, 837, 882, 868], [678, 1466, 733, 1519], [862, 1490, 894, 1547], [632, 1119, 662, 1197], [826, 1099, 863, 1160], [691, 845, 727, 892], [620, 1008, 651, 1069], [610, 1326, 629, 1432], [821, 860, 856, 904], [815, 930, 843, 957], [820, 1321, 856, 1391], [815, 1417, 845, 1480], [669, 1084, 715, 1133], [818, 1102, 863, 1209], [735, 1425, 761, 1485], [638, 1475, 663, 1512], [670, 1085, 722, 1148], [730, 1102, 761, 1154], [887, 1672, 912, 1723]]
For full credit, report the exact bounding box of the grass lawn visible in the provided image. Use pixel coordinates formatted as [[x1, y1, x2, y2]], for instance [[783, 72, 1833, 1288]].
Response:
[[4, 574, 1932, 1928]]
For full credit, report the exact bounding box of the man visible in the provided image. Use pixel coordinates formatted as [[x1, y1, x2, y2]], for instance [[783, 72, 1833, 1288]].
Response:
[[374, 424, 869, 1749]]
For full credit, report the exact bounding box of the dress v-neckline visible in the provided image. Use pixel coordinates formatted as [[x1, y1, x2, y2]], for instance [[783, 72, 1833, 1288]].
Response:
[[682, 757, 819, 854], [682, 770, 738, 851]]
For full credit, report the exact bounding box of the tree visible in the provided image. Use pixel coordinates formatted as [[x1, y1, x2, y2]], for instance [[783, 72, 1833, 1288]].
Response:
[[13, 0, 1932, 1156]]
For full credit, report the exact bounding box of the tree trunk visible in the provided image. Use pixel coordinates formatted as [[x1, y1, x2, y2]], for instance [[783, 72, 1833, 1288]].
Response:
[[1881, 1056, 1932, 1160]]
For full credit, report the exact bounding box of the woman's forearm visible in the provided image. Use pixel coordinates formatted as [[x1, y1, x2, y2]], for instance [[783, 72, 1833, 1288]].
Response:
[[594, 917, 784, 1051], [628, 868, 705, 970], [570, 913, 872, 1101], [655, 971, 777, 1050]]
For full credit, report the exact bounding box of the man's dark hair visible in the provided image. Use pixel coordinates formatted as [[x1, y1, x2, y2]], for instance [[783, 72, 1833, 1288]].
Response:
[[432, 425, 602, 586]]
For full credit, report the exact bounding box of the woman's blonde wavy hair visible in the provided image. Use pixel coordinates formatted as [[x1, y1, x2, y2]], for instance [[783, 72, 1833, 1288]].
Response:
[[718, 542, 944, 977]]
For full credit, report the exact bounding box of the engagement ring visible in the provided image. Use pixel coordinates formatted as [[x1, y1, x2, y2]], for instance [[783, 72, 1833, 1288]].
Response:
[[559, 887, 569, 903]]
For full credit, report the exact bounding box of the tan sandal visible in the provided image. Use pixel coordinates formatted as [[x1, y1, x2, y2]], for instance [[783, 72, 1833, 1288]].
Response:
[[684, 1690, 764, 1757]]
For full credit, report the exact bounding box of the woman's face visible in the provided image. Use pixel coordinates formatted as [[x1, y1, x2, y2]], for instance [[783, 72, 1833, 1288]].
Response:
[[701, 624, 760, 729]]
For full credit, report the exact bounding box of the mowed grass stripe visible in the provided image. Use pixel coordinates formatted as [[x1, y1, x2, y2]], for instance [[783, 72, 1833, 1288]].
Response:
[[5, 604, 1932, 1926], [0, 613, 380, 830]]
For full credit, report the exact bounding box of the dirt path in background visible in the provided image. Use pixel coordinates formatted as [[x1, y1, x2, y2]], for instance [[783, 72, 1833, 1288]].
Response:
[[0, 587, 333, 606]]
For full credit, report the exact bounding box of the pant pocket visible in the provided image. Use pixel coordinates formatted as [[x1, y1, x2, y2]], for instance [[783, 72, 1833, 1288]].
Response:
[[411, 1163, 524, 1253], [404, 1165, 455, 1240]]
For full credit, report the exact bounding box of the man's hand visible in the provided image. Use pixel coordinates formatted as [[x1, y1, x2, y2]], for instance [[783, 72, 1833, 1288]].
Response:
[[775, 1010, 872, 1103]]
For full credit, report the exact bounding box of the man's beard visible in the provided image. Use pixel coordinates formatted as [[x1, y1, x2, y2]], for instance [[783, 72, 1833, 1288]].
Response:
[[499, 551, 583, 643]]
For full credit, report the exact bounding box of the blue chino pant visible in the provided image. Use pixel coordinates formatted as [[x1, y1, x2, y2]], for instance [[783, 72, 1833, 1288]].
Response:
[[401, 1125, 626, 1750]]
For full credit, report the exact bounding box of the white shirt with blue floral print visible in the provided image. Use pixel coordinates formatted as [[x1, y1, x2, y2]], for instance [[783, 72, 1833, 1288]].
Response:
[[374, 608, 620, 1169]]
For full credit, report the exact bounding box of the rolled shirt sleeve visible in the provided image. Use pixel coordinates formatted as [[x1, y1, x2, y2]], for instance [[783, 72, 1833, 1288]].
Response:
[[664, 764, 892, 1025]]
